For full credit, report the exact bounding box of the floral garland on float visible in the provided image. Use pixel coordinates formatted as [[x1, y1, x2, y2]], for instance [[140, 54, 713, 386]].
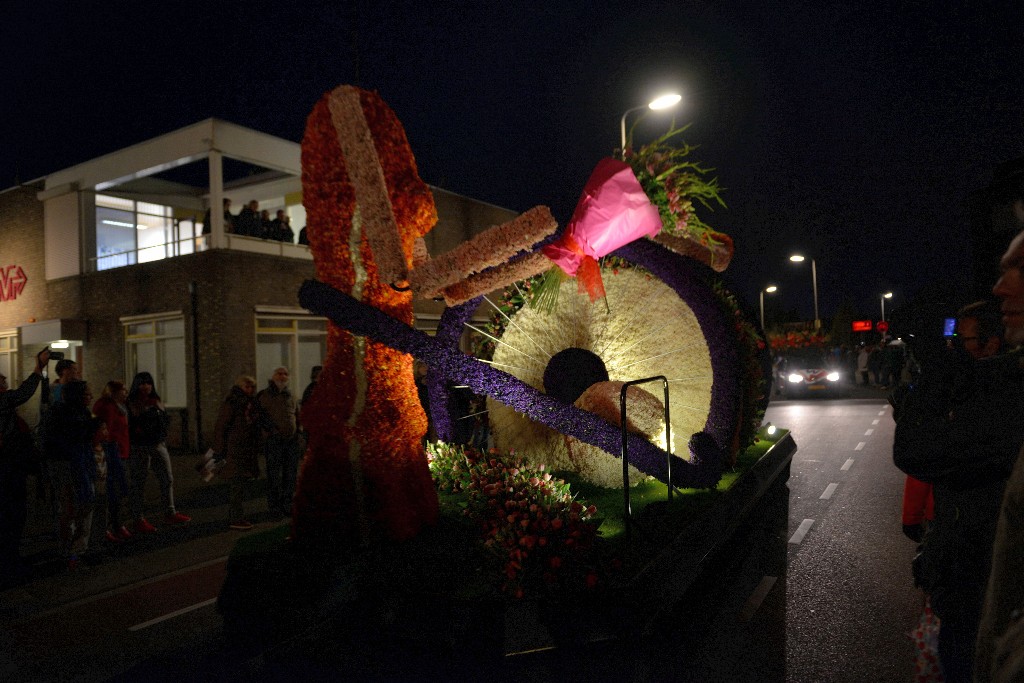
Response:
[[769, 330, 829, 350]]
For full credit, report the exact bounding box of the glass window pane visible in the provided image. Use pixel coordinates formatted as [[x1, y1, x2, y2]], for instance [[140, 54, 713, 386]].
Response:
[[256, 334, 291, 384], [136, 201, 167, 216], [96, 194, 133, 210], [0, 338, 8, 350], [130, 340, 158, 382], [157, 337, 187, 407], [97, 206, 137, 263], [157, 319, 184, 337], [297, 338, 326, 392], [297, 319, 326, 332], [127, 323, 153, 337]]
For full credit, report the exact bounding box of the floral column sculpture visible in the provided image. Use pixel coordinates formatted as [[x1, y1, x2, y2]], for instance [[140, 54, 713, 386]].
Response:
[[292, 85, 439, 545]]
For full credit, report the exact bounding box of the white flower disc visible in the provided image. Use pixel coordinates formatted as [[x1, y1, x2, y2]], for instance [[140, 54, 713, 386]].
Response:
[[487, 267, 713, 486]]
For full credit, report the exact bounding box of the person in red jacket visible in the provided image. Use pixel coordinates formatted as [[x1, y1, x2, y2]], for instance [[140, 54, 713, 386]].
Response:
[[902, 475, 935, 542], [93, 380, 131, 542]]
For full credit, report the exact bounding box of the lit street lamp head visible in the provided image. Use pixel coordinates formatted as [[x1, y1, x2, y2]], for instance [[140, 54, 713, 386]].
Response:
[[620, 91, 683, 151], [648, 93, 682, 110], [789, 254, 805, 263]]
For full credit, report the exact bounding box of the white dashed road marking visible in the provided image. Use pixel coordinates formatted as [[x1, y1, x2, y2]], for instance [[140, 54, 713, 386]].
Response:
[[789, 519, 815, 544], [820, 483, 838, 500], [841, 458, 854, 471], [865, 429, 874, 435], [855, 442, 865, 450], [128, 598, 218, 632], [872, 419, 880, 425], [739, 575, 778, 622]]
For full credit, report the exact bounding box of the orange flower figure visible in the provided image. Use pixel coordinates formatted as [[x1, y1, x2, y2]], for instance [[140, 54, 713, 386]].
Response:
[[292, 85, 439, 544]]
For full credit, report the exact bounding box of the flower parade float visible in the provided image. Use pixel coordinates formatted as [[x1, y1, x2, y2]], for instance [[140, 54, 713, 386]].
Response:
[[217, 85, 795, 676]]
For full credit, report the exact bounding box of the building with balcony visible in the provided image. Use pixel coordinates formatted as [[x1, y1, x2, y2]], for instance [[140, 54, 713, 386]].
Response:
[[0, 119, 517, 448]]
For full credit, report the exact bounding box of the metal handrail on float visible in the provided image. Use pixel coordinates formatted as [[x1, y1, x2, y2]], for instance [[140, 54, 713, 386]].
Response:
[[620, 374, 672, 537]]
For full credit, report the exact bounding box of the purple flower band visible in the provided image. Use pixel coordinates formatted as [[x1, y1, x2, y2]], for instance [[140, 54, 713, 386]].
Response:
[[299, 277, 721, 488]]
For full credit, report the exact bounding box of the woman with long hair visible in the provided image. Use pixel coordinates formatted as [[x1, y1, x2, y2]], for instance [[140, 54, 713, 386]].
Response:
[[126, 372, 190, 532], [92, 380, 131, 542]]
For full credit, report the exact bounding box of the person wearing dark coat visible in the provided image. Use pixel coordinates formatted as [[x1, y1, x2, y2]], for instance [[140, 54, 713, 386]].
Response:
[[234, 200, 260, 237], [893, 313, 1024, 682], [0, 348, 48, 585], [213, 376, 261, 530], [43, 379, 96, 570]]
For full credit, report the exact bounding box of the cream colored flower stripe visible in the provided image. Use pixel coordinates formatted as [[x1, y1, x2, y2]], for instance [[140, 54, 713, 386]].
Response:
[[441, 252, 552, 306], [410, 205, 558, 299], [327, 86, 407, 285]]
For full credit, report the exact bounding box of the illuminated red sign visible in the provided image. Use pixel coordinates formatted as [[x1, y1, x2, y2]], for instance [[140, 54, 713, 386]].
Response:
[[852, 320, 872, 332], [0, 265, 27, 301], [877, 321, 889, 333]]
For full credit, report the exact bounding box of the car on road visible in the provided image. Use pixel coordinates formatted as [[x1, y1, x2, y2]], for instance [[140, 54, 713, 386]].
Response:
[[776, 347, 848, 397]]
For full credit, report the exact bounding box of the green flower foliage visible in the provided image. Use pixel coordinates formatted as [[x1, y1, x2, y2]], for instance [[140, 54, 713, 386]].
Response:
[[623, 125, 727, 246]]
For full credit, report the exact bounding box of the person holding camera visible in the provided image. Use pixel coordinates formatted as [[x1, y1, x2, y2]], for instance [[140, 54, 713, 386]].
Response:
[[126, 372, 190, 533], [0, 348, 49, 585], [894, 297, 1024, 682]]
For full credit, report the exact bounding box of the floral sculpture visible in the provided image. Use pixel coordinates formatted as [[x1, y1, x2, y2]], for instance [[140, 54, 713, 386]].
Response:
[[292, 85, 439, 543]]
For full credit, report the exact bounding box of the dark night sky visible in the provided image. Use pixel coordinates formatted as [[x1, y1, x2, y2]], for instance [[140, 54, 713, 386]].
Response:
[[4, 1, 1024, 323]]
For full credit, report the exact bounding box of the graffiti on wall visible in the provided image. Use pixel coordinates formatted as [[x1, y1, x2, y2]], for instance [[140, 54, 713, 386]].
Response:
[[0, 266, 27, 301]]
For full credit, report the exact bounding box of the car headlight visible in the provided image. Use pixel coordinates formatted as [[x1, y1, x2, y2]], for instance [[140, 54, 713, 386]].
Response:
[[788, 373, 803, 383], [826, 372, 840, 381]]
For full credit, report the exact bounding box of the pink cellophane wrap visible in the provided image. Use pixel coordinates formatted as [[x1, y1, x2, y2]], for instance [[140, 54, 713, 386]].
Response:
[[542, 158, 663, 276]]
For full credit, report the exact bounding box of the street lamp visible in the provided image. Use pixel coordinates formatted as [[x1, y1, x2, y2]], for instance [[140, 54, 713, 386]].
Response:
[[760, 285, 777, 330], [789, 254, 820, 330], [620, 92, 683, 152], [881, 292, 893, 322]]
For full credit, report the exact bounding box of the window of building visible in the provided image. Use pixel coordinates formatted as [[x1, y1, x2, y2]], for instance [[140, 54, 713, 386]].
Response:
[[255, 315, 327, 391], [0, 331, 18, 383], [122, 313, 187, 407], [96, 195, 203, 271]]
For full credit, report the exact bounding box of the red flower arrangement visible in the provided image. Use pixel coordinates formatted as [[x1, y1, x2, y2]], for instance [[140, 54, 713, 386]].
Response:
[[292, 85, 439, 545], [427, 442, 601, 598]]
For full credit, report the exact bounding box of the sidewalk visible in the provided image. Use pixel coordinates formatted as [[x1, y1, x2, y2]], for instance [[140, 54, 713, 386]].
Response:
[[1, 449, 284, 624]]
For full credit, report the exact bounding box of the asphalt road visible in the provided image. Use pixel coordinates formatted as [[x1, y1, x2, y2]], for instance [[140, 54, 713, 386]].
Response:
[[767, 392, 922, 682]]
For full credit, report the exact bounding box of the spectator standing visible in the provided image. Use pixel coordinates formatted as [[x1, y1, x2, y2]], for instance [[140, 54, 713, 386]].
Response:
[[202, 197, 234, 236], [92, 380, 132, 542], [0, 348, 48, 586], [298, 226, 309, 246], [43, 380, 96, 570], [50, 358, 80, 404], [857, 345, 870, 385], [257, 367, 300, 517], [259, 209, 273, 239], [126, 372, 190, 533], [213, 376, 261, 531], [868, 344, 883, 386], [977, 229, 1024, 682], [894, 297, 1023, 681], [234, 200, 260, 237]]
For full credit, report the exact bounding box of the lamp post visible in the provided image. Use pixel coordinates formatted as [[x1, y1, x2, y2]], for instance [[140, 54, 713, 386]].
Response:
[[789, 254, 820, 330], [760, 285, 777, 330], [620, 92, 682, 152], [881, 291, 893, 322]]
